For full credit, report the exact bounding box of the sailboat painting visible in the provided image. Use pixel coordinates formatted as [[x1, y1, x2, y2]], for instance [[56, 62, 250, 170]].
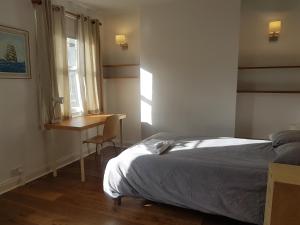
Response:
[[0, 25, 31, 79]]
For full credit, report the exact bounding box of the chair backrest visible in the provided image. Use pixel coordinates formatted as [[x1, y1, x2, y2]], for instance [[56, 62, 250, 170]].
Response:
[[103, 115, 119, 140]]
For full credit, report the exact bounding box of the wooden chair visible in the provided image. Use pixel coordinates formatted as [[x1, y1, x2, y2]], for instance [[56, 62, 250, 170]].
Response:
[[83, 115, 119, 176]]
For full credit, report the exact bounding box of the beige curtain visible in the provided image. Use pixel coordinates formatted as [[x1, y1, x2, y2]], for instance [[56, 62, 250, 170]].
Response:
[[34, 0, 70, 126], [52, 6, 71, 119], [78, 16, 103, 115]]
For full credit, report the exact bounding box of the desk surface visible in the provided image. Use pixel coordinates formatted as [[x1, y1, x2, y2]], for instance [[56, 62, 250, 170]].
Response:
[[45, 114, 126, 131]]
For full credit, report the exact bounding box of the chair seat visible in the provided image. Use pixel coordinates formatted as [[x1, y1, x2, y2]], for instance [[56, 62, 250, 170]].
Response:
[[83, 135, 116, 144]]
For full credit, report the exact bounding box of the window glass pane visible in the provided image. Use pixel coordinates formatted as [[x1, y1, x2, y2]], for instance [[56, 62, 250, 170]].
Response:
[[67, 38, 83, 115], [67, 38, 77, 69]]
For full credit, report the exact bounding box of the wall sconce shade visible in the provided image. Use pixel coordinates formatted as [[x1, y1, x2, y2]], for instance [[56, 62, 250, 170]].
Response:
[[115, 34, 128, 50], [269, 20, 281, 42]]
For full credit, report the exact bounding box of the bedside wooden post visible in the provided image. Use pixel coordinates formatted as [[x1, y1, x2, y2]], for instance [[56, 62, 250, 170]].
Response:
[[264, 163, 300, 225]]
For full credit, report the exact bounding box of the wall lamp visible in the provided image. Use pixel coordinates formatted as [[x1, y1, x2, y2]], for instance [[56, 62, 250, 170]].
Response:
[[269, 20, 282, 42], [115, 34, 128, 50]]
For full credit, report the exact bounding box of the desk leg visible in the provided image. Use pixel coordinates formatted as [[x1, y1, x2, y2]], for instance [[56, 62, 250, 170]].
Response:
[[53, 163, 57, 177], [119, 119, 123, 148], [80, 130, 86, 182]]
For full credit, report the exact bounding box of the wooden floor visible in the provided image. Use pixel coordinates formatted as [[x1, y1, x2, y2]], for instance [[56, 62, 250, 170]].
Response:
[[0, 147, 252, 225]]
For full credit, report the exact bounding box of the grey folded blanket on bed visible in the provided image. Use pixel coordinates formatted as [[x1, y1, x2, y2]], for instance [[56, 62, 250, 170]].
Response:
[[103, 133, 276, 225], [135, 139, 174, 154]]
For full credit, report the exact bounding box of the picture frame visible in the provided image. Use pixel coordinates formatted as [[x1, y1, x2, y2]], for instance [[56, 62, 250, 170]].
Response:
[[0, 24, 31, 79]]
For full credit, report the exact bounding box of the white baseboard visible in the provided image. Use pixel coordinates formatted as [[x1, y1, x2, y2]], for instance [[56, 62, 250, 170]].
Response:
[[0, 139, 139, 195], [0, 147, 97, 195], [0, 176, 21, 195]]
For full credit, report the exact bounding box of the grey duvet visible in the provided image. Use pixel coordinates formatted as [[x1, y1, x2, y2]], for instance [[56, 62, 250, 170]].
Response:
[[103, 133, 276, 225]]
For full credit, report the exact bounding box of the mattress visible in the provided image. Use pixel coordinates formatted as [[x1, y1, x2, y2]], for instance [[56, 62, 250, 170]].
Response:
[[103, 133, 276, 224]]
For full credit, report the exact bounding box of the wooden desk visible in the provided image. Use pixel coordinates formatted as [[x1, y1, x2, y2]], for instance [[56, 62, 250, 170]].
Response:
[[45, 114, 126, 182]]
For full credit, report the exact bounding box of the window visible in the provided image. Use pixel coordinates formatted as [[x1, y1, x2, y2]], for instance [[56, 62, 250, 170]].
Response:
[[67, 38, 83, 116]]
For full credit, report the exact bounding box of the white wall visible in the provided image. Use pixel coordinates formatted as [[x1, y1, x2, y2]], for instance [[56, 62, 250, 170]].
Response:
[[102, 10, 140, 65], [104, 79, 141, 144], [102, 10, 141, 144], [236, 0, 300, 138], [0, 0, 142, 194], [239, 0, 300, 67], [236, 93, 300, 139], [140, 0, 241, 138], [0, 0, 103, 194], [0, 0, 46, 192]]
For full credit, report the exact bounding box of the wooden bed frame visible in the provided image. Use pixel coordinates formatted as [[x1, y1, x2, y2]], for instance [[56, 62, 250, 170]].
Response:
[[264, 163, 300, 225]]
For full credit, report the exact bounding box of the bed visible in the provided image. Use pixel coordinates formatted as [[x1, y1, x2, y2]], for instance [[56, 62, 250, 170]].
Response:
[[103, 133, 277, 225]]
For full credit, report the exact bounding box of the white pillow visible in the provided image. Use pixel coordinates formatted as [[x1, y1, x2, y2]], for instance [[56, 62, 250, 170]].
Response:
[[269, 130, 300, 147], [273, 142, 300, 165]]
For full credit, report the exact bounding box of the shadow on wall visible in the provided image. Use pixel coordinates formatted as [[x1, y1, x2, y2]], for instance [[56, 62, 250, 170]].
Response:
[[140, 68, 158, 138], [235, 94, 255, 138]]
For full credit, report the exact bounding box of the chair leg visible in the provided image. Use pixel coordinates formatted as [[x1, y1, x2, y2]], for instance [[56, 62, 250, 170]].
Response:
[[111, 141, 118, 156], [95, 144, 100, 179], [95, 144, 98, 160], [100, 144, 103, 178]]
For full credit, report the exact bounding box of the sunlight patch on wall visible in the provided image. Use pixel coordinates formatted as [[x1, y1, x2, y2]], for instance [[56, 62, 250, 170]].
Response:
[[141, 100, 152, 125], [140, 68, 152, 101], [140, 68, 153, 125]]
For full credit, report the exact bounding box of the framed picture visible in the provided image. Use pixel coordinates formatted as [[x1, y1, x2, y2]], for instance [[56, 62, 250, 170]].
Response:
[[0, 25, 31, 79]]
